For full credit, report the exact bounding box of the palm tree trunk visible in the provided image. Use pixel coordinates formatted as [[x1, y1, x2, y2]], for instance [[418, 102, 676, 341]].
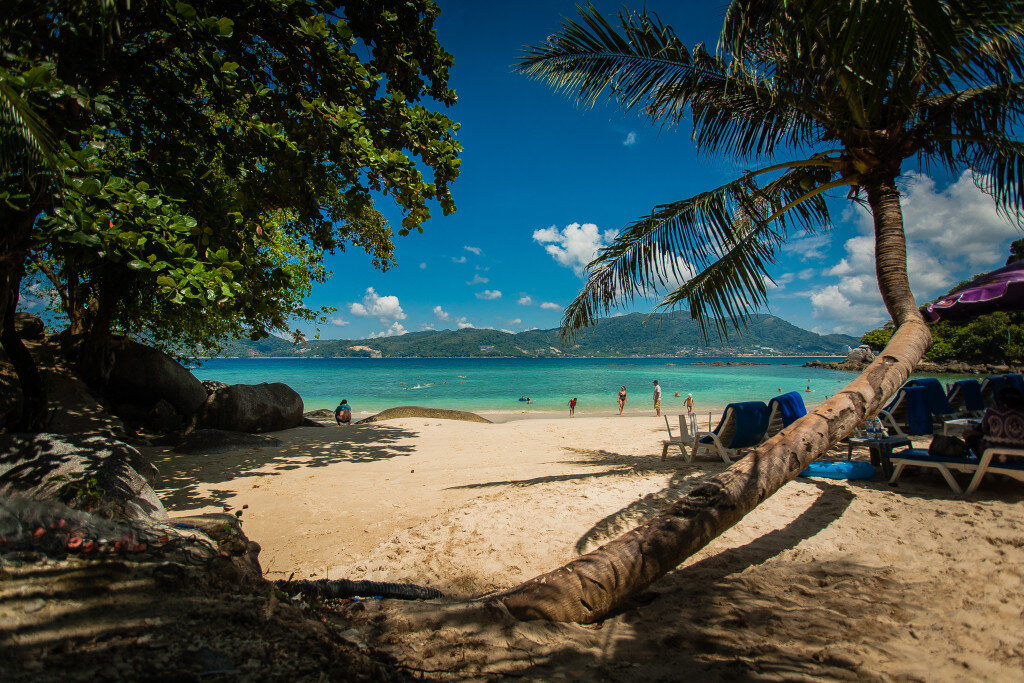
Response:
[[496, 177, 930, 623]]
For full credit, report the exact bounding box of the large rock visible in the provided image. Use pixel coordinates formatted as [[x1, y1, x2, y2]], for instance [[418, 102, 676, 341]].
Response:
[[196, 383, 303, 433], [173, 429, 283, 455], [108, 341, 207, 417], [846, 345, 875, 364], [357, 406, 492, 424], [14, 312, 45, 340], [0, 433, 166, 522]]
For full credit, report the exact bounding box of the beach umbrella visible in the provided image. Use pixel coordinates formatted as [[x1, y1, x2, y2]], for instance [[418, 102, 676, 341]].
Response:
[[923, 260, 1024, 323]]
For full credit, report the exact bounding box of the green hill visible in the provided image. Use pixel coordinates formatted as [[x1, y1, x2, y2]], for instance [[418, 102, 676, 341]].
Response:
[[212, 311, 857, 358]]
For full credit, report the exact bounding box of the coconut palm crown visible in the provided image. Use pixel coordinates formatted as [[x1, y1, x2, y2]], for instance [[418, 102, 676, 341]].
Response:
[[518, 0, 1024, 338]]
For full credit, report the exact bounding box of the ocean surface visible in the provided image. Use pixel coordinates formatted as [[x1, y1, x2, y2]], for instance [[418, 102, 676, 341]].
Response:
[[189, 356, 860, 419]]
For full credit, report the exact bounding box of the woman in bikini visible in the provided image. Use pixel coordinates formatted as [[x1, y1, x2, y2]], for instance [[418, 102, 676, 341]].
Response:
[[617, 386, 627, 416]]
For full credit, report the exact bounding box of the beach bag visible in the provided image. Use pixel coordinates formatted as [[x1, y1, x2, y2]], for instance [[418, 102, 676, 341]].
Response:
[[928, 434, 969, 458]]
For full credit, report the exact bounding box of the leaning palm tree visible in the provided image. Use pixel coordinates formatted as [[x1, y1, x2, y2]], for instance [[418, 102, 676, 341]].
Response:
[[496, 0, 1024, 623]]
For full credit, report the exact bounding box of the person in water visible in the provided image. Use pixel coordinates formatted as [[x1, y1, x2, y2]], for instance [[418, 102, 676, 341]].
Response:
[[335, 399, 352, 425], [568, 397, 577, 417], [617, 386, 627, 416]]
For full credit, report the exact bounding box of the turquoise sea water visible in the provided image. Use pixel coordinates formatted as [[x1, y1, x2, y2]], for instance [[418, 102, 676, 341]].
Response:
[[190, 356, 860, 419]]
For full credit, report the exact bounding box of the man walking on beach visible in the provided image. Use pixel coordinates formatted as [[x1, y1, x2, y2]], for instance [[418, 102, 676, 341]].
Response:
[[684, 393, 694, 421], [568, 397, 577, 417], [652, 380, 662, 417]]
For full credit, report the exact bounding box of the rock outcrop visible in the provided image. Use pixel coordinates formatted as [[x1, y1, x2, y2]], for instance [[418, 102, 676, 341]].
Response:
[[196, 382, 303, 433], [14, 312, 45, 340], [0, 432, 166, 522], [108, 341, 207, 417], [357, 406, 492, 424], [173, 429, 283, 454]]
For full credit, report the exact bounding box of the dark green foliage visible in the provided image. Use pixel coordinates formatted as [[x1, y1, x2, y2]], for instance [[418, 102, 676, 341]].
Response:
[[215, 311, 858, 358]]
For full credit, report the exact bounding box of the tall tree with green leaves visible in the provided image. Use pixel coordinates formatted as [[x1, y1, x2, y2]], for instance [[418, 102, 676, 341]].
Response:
[[1, 0, 461, 428], [497, 0, 1023, 623]]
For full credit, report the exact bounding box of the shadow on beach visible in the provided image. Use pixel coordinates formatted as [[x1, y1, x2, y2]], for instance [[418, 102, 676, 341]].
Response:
[[149, 424, 416, 509]]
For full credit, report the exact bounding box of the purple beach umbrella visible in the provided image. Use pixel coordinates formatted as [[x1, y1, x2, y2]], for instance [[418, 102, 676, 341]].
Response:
[[924, 260, 1024, 322]]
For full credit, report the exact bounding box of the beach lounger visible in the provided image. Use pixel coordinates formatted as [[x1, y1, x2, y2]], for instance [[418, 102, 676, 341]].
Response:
[[981, 376, 1006, 408], [691, 401, 770, 464], [661, 414, 697, 461], [946, 379, 985, 418], [965, 447, 1024, 494], [765, 391, 808, 439], [889, 446, 1024, 494], [905, 378, 956, 426], [878, 385, 933, 437], [1004, 373, 1024, 395], [887, 448, 979, 493]]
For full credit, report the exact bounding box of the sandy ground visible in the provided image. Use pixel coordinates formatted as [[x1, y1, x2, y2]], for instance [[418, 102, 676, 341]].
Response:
[[147, 415, 1024, 680]]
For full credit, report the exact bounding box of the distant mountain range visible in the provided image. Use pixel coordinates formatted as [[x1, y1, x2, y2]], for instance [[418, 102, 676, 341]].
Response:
[[210, 311, 858, 358]]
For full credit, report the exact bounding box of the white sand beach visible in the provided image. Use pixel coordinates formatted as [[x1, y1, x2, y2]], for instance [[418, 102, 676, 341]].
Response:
[[147, 415, 1024, 679]]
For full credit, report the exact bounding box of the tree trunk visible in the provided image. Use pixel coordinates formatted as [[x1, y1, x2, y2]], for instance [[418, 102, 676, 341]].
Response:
[[0, 204, 48, 431], [497, 176, 930, 623]]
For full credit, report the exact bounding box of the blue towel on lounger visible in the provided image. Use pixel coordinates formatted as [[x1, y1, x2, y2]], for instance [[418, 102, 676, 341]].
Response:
[[950, 379, 985, 413], [769, 391, 807, 428], [1005, 373, 1024, 395], [984, 376, 1006, 404], [701, 401, 771, 449], [906, 378, 954, 416]]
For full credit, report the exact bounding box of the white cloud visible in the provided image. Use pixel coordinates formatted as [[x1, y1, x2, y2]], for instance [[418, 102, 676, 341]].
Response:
[[421, 323, 436, 330], [540, 301, 563, 311], [476, 289, 502, 300], [763, 272, 795, 290], [533, 222, 618, 276], [348, 287, 406, 322], [433, 305, 450, 321], [806, 170, 1019, 334], [330, 317, 350, 326], [419, 262, 427, 269], [797, 268, 816, 280], [464, 246, 482, 256], [456, 317, 474, 329], [509, 318, 522, 324], [467, 274, 489, 285], [368, 322, 407, 338], [452, 256, 467, 264], [500, 328, 515, 334], [782, 234, 830, 261], [623, 131, 637, 147], [517, 295, 533, 306]]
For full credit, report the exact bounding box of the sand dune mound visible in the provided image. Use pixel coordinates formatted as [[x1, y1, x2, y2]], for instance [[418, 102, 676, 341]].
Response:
[[357, 406, 492, 424]]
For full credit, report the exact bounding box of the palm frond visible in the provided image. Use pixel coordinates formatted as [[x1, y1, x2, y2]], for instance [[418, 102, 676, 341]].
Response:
[[0, 74, 60, 177], [560, 160, 852, 340], [958, 136, 1024, 225]]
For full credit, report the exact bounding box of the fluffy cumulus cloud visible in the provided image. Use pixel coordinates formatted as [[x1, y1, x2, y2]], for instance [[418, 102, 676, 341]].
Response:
[[623, 131, 637, 147], [456, 317, 474, 329], [476, 289, 502, 300], [348, 287, 406, 322], [782, 234, 831, 261], [452, 255, 467, 264], [509, 318, 522, 325], [533, 222, 618, 276], [807, 171, 1019, 334], [467, 274, 489, 285], [330, 317, 350, 326], [432, 305, 450, 321], [464, 245, 482, 256], [517, 295, 533, 306], [369, 322, 407, 338], [540, 301, 563, 311]]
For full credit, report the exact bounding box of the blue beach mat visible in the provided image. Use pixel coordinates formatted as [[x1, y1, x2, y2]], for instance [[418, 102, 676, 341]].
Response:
[[799, 460, 876, 480]]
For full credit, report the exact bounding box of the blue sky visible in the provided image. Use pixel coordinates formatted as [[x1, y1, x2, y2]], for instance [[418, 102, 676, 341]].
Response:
[[303, 0, 1022, 342]]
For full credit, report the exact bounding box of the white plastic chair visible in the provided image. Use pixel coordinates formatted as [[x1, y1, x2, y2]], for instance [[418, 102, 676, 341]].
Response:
[[661, 414, 696, 461]]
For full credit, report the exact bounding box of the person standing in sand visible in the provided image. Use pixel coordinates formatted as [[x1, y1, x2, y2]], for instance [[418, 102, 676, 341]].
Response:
[[652, 380, 662, 417], [617, 386, 627, 416], [568, 397, 577, 417], [684, 393, 694, 420]]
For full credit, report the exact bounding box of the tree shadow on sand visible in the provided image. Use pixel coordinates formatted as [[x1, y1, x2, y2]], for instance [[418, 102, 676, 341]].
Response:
[[150, 424, 416, 509]]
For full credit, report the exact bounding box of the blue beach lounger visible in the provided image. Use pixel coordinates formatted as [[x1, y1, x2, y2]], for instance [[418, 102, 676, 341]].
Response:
[[766, 391, 808, 438], [1004, 373, 1024, 395], [946, 379, 985, 417], [691, 401, 770, 463], [889, 445, 1024, 494], [879, 385, 933, 437], [905, 378, 955, 422], [981, 376, 1006, 408]]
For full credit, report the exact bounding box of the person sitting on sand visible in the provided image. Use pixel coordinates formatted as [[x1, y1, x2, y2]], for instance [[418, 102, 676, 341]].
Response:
[[335, 399, 352, 425], [617, 386, 627, 416], [568, 397, 577, 417]]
